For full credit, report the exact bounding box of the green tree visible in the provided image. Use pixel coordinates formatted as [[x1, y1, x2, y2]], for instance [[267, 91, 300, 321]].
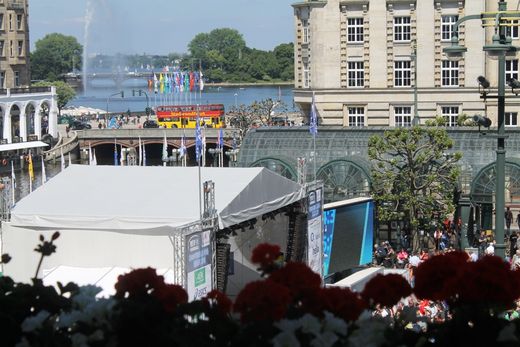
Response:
[[30, 33, 82, 81], [368, 123, 462, 252], [273, 43, 294, 80], [32, 81, 76, 116]]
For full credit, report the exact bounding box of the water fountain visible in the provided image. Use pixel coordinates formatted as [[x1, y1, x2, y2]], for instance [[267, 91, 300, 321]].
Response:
[[82, 0, 95, 95]]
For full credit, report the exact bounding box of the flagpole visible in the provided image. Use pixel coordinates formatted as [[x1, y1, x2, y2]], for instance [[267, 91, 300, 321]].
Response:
[[197, 104, 203, 220]]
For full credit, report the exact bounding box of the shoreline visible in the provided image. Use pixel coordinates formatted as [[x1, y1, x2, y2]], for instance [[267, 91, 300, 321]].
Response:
[[205, 81, 294, 87]]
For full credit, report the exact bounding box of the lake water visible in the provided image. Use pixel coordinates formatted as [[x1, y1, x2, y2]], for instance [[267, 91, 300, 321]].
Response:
[[68, 83, 297, 114]]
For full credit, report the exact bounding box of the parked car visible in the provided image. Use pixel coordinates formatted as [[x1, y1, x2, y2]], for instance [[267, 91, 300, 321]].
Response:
[[143, 120, 159, 128], [70, 120, 92, 130]]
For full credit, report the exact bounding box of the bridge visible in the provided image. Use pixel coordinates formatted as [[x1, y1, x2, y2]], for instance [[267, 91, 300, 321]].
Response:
[[75, 128, 240, 166]]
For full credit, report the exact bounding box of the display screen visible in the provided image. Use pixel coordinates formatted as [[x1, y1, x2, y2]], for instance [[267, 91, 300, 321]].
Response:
[[323, 200, 374, 276]]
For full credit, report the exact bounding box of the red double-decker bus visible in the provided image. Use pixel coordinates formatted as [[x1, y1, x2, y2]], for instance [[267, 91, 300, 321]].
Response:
[[155, 104, 225, 128]]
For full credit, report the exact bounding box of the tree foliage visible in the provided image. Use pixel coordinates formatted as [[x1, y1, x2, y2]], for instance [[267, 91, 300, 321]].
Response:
[[32, 81, 76, 116], [368, 123, 462, 251], [226, 98, 288, 135], [30, 33, 82, 81]]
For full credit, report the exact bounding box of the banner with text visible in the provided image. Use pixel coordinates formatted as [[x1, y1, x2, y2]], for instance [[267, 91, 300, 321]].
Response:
[[186, 230, 212, 301], [307, 187, 323, 277]]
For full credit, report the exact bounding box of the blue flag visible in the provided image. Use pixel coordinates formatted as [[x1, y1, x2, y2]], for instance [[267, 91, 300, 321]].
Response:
[[309, 91, 318, 136], [232, 134, 237, 150], [114, 140, 118, 166], [195, 110, 202, 164]]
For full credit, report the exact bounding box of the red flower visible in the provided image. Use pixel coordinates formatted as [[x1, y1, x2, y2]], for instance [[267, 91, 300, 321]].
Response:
[[153, 284, 188, 313], [362, 274, 412, 307], [414, 251, 468, 301], [317, 286, 366, 322], [251, 243, 281, 271], [234, 280, 291, 323], [203, 290, 233, 315], [114, 267, 165, 299], [268, 262, 322, 299], [456, 256, 520, 307]]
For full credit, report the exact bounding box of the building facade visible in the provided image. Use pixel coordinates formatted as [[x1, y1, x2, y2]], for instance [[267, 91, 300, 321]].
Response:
[[292, 0, 520, 128], [0, 0, 29, 89]]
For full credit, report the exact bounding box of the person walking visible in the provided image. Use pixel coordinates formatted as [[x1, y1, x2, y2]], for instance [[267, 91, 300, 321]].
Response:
[[516, 212, 520, 231], [506, 207, 514, 237]]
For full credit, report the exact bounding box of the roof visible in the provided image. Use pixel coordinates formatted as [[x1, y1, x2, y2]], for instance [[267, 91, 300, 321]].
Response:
[[0, 141, 49, 152], [9, 165, 305, 235]]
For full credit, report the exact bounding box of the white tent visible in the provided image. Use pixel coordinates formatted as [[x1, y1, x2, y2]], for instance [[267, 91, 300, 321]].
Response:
[[9, 165, 304, 234], [3, 165, 305, 285]]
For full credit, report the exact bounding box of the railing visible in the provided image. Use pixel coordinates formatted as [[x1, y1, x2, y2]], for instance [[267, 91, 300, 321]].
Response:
[[0, 86, 52, 95]]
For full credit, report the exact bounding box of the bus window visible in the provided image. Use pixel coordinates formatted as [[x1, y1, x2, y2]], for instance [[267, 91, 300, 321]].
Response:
[[212, 117, 219, 124], [181, 118, 188, 127], [172, 117, 179, 122]]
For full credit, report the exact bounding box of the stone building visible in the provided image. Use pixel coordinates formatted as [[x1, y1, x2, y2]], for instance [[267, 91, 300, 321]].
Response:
[[0, 0, 30, 89], [292, 0, 520, 128]]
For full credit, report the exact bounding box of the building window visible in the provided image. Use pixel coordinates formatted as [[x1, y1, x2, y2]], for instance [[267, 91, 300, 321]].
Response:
[[441, 60, 459, 87], [506, 112, 518, 126], [16, 14, 22, 30], [0, 71, 5, 88], [441, 15, 458, 41], [303, 61, 309, 88], [0, 41, 4, 57], [442, 106, 459, 126], [394, 60, 411, 87], [302, 19, 309, 44], [14, 71, 19, 87], [17, 40, 22, 56], [394, 16, 411, 42], [394, 106, 412, 127], [506, 20, 519, 39], [347, 18, 364, 43], [0, 14, 4, 30], [506, 59, 519, 83], [8, 14, 11, 31], [348, 61, 364, 87], [9, 40, 12, 57], [348, 107, 365, 127]]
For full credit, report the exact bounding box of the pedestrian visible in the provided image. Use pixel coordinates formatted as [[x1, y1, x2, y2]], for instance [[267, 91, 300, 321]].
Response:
[[506, 207, 514, 236], [516, 212, 520, 231], [65, 125, 70, 138]]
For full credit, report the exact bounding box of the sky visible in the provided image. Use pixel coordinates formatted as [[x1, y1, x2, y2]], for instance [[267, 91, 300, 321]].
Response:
[[29, 0, 295, 56]]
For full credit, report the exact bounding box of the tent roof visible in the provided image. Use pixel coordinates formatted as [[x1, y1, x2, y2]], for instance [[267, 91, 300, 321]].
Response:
[[0, 141, 48, 152], [9, 165, 304, 235]]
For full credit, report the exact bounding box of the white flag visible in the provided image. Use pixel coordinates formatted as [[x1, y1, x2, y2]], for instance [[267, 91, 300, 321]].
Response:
[[92, 149, 97, 166], [162, 133, 168, 165], [68, 153, 72, 166], [11, 160, 15, 205], [60, 147, 65, 171], [138, 136, 142, 166], [41, 156, 47, 185], [88, 143, 93, 165]]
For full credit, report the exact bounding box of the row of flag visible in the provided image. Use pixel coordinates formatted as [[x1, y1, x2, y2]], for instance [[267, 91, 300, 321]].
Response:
[[147, 71, 204, 95]]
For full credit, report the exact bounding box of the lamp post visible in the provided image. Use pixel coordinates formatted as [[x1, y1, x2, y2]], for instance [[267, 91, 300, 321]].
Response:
[[106, 91, 124, 118], [444, 1, 519, 259]]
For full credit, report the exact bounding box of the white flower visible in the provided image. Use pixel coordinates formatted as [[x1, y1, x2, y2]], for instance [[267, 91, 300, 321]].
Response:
[[322, 311, 347, 336], [275, 318, 300, 334], [72, 285, 102, 308], [21, 310, 50, 332], [310, 331, 339, 347], [272, 330, 301, 347], [71, 333, 89, 347], [298, 314, 321, 336], [57, 310, 83, 328], [497, 323, 518, 343], [349, 318, 388, 347]]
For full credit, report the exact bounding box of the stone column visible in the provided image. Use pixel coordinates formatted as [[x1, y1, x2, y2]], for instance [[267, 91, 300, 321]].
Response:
[[3, 104, 11, 143], [19, 104, 27, 141], [48, 86, 58, 138], [35, 104, 42, 140]]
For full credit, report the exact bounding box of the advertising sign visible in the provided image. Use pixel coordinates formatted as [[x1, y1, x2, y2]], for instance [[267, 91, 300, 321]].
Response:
[[307, 187, 323, 276], [186, 230, 212, 300]]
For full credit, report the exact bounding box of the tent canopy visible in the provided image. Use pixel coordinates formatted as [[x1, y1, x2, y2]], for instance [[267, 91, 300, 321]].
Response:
[[9, 165, 304, 235], [0, 141, 48, 152]]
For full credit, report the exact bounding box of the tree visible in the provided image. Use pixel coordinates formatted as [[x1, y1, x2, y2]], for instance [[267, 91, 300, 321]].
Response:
[[273, 43, 294, 81], [30, 33, 82, 81], [368, 122, 462, 252], [32, 81, 76, 116], [226, 98, 289, 134]]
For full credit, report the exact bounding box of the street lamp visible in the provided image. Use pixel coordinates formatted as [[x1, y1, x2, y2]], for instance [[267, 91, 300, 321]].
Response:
[[444, 1, 520, 259], [106, 91, 124, 118]]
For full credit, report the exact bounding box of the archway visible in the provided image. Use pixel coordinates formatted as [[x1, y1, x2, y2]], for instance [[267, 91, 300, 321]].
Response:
[[471, 159, 520, 231], [250, 157, 297, 181], [9, 104, 20, 141], [39, 101, 50, 137], [316, 159, 371, 203], [25, 103, 36, 138]]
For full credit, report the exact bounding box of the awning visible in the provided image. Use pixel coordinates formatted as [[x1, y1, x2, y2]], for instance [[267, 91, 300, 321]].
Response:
[[9, 165, 305, 234], [0, 141, 49, 152]]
